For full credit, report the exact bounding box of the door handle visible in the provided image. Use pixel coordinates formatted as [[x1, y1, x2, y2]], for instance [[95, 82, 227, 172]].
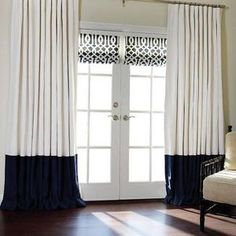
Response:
[[123, 115, 135, 121], [108, 115, 120, 121]]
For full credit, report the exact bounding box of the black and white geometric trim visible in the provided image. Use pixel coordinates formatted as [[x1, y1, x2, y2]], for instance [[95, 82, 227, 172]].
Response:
[[78, 33, 120, 64], [78, 33, 167, 66], [124, 36, 167, 66]]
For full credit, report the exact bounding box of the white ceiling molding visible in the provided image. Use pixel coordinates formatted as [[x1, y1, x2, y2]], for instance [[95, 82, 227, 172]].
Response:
[[79, 21, 167, 38]]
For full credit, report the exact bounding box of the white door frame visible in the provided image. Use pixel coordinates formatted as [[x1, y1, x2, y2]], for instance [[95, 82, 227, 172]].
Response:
[[79, 63, 166, 200], [78, 23, 167, 200]]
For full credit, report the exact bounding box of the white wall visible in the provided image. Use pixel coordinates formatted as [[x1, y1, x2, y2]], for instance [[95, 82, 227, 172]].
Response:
[[0, 0, 236, 196], [0, 0, 11, 199]]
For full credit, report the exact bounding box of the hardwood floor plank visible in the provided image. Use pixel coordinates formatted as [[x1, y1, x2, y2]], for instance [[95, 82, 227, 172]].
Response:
[[0, 202, 235, 236]]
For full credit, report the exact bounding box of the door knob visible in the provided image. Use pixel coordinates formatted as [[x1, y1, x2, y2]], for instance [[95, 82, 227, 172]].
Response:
[[108, 115, 120, 121], [123, 115, 135, 121]]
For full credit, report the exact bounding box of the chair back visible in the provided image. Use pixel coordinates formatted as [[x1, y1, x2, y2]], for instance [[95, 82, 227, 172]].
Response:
[[225, 132, 236, 170]]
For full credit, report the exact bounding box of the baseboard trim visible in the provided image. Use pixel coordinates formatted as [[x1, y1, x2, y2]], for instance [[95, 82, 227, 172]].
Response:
[[86, 199, 165, 205]]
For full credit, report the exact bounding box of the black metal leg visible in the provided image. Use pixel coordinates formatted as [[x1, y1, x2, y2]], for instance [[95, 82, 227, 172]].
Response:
[[200, 200, 206, 232]]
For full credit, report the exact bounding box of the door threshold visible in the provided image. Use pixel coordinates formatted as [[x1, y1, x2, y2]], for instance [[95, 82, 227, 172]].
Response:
[[86, 199, 165, 205]]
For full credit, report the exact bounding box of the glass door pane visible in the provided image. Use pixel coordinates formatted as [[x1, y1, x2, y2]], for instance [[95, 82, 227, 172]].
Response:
[[129, 113, 150, 146], [89, 149, 111, 183], [129, 149, 150, 182]]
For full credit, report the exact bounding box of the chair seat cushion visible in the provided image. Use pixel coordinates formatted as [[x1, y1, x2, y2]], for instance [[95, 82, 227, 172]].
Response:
[[203, 170, 236, 206]]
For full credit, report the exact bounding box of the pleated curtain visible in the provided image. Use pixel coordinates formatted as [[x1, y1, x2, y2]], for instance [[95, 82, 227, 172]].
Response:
[[165, 4, 224, 205], [1, 0, 85, 210]]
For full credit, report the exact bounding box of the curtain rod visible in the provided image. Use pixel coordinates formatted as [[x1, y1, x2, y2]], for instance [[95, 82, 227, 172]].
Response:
[[123, 0, 226, 9]]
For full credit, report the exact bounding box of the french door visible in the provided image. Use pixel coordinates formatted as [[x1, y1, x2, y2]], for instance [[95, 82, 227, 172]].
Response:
[[77, 63, 166, 200]]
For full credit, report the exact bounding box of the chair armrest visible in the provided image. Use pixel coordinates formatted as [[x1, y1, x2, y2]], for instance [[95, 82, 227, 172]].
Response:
[[200, 156, 225, 197]]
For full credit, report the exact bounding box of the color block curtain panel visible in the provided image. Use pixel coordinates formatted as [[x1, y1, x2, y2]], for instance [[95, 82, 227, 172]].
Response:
[[1, 0, 85, 210], [165, 4, 224, 205]]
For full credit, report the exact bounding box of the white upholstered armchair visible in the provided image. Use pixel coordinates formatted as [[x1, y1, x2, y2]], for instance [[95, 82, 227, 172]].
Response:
[[200, 131, 236, 232]]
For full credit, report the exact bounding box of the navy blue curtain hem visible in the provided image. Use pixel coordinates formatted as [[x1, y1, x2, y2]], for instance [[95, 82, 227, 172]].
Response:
[[165, 154, 223, 206], [0, 155, 86, 211]]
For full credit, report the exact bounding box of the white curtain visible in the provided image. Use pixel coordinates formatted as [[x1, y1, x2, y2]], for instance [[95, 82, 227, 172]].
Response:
[[165, 4, 224, 156], [6, 0, 79, 157]]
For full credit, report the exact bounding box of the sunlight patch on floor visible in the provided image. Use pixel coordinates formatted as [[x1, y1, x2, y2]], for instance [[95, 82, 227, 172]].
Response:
[[92, 211, 187, 236]]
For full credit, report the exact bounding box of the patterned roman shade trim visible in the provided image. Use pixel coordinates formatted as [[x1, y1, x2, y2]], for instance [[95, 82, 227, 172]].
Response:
[[124, 36, 167, 66], [78, 33, 167, 66], [78, 33, 120, 64]]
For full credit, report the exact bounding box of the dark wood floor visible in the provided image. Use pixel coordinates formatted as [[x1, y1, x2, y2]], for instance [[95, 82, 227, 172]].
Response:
[[0, 201, 236, 236]]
